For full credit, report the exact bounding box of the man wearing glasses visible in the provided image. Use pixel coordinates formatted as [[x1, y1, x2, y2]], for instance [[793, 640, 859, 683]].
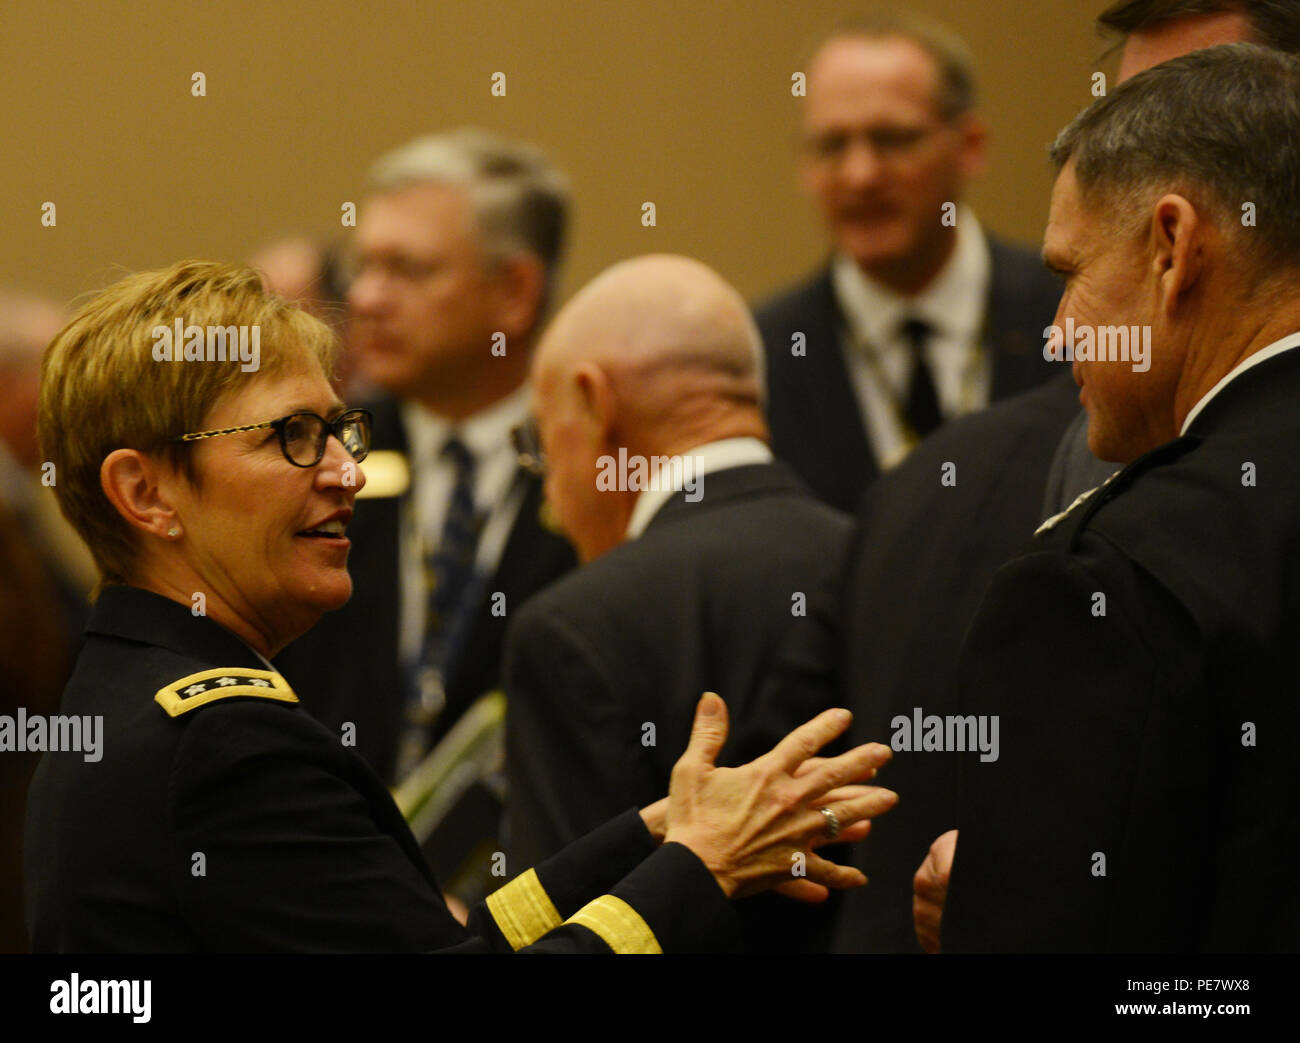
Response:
[[273, 130, 576, 907], [755, 12, 1061, 513]]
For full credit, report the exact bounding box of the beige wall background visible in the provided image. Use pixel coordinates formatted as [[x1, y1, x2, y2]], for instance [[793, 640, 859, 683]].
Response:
[[0, 0, 1115, 309]]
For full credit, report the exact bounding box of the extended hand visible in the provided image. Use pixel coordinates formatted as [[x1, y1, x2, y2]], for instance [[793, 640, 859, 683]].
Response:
[[664, 692, 897, 900]]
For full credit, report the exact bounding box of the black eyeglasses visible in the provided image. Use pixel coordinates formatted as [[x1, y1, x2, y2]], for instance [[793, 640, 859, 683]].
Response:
[[803, 123, 941, 164], [509, 416, 546, 478], [172, 408, 373, 468]]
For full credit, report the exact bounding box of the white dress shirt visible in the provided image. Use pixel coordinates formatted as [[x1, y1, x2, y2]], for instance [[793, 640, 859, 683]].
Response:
[[1180, 331, 1300, 434], [832, 206, 993, 471], [397, 384, 532, 668], [624, 437, 774, 539]]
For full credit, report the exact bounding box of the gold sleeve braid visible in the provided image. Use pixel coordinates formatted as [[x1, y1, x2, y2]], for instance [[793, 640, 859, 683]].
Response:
[[485, 869, 563, 950], [567, 895, 662, 954]]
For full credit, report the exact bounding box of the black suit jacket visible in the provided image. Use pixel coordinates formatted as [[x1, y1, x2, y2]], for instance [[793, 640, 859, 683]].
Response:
[[945, 346, 1300, 952], [755, 237, 1063, 513], [830, 372, 1080, 953], [1042, 407, 1118, 517], [275, 395, 576, 786], [505, 462, 852, 950], [25, 586, 737, 953]]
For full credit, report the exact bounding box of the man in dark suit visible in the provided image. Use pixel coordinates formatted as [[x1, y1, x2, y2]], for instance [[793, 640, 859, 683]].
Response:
[[755, 12, 1061, 513], [919, 42, 1300, 952], [505, 255, 858, 950], [829, 373, 1080, 952], [835, 0, 1276, 954], [275, 130, 576, 900]]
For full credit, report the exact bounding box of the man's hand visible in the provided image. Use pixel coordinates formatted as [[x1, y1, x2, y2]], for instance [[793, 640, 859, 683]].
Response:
[[913, 829, 957, 953], [664, 692, 897, 900]]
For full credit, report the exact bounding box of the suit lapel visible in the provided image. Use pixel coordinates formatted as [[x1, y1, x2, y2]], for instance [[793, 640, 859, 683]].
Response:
[[796, 270, 878, 494], [985, 236, 1059, 401], [439, 473, 575, 736]]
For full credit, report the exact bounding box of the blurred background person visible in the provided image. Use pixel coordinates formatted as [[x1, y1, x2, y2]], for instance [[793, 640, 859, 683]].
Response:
[[274, 129, 576, 905], [755, 10, 1061, 513], [0, 289, 84, 953], [0, 499, 68, 953], [0, 290, 96, 631], [249, 236, 362, 399]]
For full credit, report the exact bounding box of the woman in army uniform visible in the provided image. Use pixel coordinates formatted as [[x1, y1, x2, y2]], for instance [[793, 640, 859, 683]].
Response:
[[25, 259, 896, 953]]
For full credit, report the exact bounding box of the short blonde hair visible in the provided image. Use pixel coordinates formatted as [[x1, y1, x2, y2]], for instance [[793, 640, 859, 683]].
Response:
[[39, 259, 336, 590]]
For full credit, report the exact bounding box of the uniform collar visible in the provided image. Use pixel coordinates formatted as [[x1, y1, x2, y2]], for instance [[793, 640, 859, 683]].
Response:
[[87, 585, 273, 671], [1180, 331, 1300, 435]]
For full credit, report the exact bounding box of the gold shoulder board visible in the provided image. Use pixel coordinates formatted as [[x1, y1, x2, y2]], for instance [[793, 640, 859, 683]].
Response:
[[354, 450, 410, 499], [154, 668, 299, 718]]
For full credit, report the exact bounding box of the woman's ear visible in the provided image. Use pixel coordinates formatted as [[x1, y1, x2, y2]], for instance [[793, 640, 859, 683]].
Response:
[[100, 449, 182, 540]]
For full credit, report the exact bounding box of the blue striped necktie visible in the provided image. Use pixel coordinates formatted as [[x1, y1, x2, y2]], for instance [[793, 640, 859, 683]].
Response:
[[395, 435, 486, 782]]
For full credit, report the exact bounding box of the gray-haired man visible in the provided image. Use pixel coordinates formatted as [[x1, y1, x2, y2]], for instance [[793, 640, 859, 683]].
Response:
[[941, 43, 1300, 952], [274, 130, 576, 905]]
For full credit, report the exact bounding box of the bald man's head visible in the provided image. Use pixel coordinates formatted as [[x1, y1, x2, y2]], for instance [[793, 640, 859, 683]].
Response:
[[532, 255, 768, 561], [536, 254, 765, 409]]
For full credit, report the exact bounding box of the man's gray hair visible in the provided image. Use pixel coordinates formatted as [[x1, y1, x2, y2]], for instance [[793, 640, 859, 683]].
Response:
[[1050, 43, 1300, 274], [365, 128, 570, 303]]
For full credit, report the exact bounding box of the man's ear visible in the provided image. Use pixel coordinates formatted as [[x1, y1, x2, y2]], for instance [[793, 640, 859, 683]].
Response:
[[797, 147, 820, 201], [491, 254, 547, 341], [100, 449, 181, 540], [572, 362, 617, 445], [954, 112, 988, 181], [1150, 193, 1204, 317]]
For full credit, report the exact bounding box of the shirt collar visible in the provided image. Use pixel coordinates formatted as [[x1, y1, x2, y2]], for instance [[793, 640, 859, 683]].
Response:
[[832, 205, 991, 351], [1180, 331, 1300, 435], [400, 382, 532, 465], [624, 437, 773, 540]]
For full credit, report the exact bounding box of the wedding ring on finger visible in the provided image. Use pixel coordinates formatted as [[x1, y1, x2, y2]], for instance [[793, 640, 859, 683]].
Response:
[[817, 805, 841, 841]]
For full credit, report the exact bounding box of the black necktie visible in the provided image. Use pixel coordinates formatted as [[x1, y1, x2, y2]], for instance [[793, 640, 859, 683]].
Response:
[[901, 317, 942, 438]]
